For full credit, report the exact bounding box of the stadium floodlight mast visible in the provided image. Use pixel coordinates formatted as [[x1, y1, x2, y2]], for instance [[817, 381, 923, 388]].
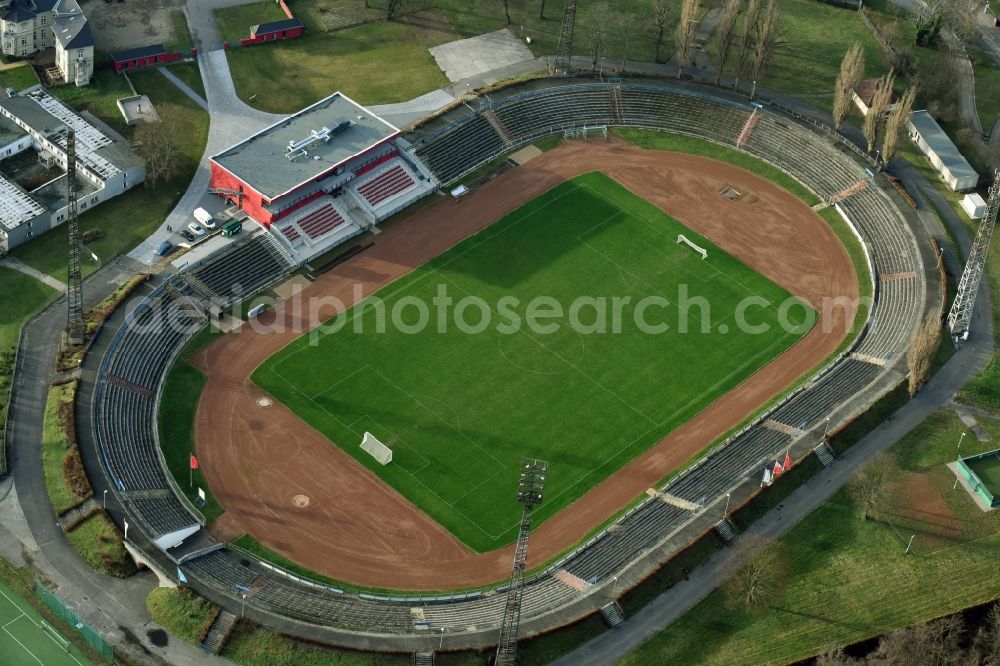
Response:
[[948, 170, 1000, 342], [495, 458, 548, 666]]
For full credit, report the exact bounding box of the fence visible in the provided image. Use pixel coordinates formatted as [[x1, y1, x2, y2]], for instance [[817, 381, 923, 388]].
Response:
[[35, 579, 115, 661], [957, 453, 999, 507]]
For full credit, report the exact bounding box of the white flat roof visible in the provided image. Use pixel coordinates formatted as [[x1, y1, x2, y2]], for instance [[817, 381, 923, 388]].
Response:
[[909, 110, 978, 182]]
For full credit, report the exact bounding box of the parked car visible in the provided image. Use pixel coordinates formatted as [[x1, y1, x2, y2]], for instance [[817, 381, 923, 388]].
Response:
[[179, 229, 196, 242], [193, 207, 217, 229], [153, 240, 173, 256], [188, 222, 207, 237]]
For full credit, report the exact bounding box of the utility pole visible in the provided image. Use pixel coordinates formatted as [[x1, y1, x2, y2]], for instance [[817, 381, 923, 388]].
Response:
[[66, 129, 84, 346], [495, 459, 548, 666]]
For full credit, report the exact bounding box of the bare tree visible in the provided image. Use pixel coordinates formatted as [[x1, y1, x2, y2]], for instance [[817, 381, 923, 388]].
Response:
[[833, 42, 865, 130], [651, 0, 671, 63], [882, 84, 918, 165], [385, 0, 404, 20], [134, 119, 182, 187], [619, 14, 633, 71], [724, 534, 789, 611], [748, 0, 782, 99], [985, 603, 1000, 666], [862, 71, 895, 153], [815, 648, 857, 666], [870, 615, 964, 666], [733, 0, 762, 90], [906, 312, 941, 396], [714, 0, 742, 86], [675, 0, 701, 77], [847, 452, 898, 520], [590, 17, 610, 71]]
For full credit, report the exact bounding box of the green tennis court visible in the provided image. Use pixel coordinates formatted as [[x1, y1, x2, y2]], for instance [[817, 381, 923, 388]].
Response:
[[0, 578, 92, 666]]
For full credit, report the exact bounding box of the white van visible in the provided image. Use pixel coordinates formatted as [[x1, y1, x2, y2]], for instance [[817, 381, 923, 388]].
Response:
[[193, 207, 216, 229]]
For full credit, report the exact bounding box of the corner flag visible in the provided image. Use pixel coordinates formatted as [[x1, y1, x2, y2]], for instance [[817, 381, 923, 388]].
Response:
[[783, 450, 792, 471]]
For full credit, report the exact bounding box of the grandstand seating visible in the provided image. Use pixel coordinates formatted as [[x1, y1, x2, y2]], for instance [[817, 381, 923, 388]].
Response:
[[94, 288, 206, 538], [178, 233, 293, 306], [354, 165, 416, 208], [298, 204, 347, 240], [93, 81, 926, 643]]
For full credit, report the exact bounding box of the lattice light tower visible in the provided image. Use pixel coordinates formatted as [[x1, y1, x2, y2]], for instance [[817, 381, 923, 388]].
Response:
[[66, 129, 85, 346], [947, 170, 1000, 342], [552, 0, 577, 75], [494, 458, 548, 666]]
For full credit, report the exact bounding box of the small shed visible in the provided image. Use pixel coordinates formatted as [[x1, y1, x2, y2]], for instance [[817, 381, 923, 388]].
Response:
[[249, 17, 304, 42], [961, 193, 987, 219], [111, 44, 181, 74], [907, 110, 978, 191], [852, 78, 898, 116]]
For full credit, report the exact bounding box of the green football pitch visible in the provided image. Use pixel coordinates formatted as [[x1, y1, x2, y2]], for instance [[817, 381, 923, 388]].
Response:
[[254, 172, 814, 551], [0, 579, 92, 666]]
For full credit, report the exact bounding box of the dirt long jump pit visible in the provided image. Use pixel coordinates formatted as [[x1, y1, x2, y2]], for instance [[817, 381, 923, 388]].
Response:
[[192, 138, 858, 590]]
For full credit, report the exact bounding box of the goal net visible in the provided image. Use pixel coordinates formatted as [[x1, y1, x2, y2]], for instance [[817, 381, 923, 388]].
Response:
[[563, 125, 609, 140], [360, 432, 392, 465], [677, 234, 708, 260]]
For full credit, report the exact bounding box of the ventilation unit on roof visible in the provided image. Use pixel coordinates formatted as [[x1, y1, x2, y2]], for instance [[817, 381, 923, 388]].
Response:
[[285, 121, 354, 160]]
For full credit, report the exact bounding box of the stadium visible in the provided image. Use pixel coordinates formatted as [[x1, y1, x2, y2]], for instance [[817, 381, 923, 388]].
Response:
[[85, 76, 935, 655]]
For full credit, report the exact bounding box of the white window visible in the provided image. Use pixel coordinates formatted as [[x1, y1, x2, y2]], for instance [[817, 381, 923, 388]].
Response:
[[41, 17, 46, 24]]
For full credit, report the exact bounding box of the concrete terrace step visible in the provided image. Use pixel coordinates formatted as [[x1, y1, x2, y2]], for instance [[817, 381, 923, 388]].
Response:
[[200, 609, 237, 654], [57, 496, 98, 530]]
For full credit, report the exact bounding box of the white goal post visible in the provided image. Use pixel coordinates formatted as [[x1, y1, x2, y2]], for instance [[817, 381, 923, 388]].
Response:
[[360, 432, 392, 465], [677, 234, 708, 260]]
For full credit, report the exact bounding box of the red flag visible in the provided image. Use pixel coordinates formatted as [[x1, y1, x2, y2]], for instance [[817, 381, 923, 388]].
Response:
[[773, 460, 783, 477], [784, 450, 792, 471], [190, 454, 200, 470]]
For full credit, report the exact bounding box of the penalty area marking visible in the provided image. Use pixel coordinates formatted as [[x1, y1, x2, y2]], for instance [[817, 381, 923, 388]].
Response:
[[257, 397, 272, 408]]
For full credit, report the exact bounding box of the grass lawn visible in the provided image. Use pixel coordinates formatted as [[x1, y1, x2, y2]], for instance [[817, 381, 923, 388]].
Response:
[[971, 51, 1000, 134], [214, 1, 288, 43], [146, 588, 216, 644], [158, 353, 224, 523], [222, 620, 407, 666], [621, 410, 1000, 665], [427, 0, 677, 63], [64, 510, 137, 578], [11, 65, 209, 281], [41, 382, 91, 515], [254, 172, 812, 551], [0, 577, 94, 666], [222, 16, 451, 112], [166, 10, 194, 54], [167, 61, 206, 100], [0, 63, 39, 91], [709, 0, 888, 96], [0, 267, 56, 350]]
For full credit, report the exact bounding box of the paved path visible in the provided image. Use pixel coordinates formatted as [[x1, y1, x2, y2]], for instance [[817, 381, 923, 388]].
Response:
[[0, 258, 231, 666], [158, 67, 207, 111], [128, 2, 285, 266], [0, 256, 66, 291]]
